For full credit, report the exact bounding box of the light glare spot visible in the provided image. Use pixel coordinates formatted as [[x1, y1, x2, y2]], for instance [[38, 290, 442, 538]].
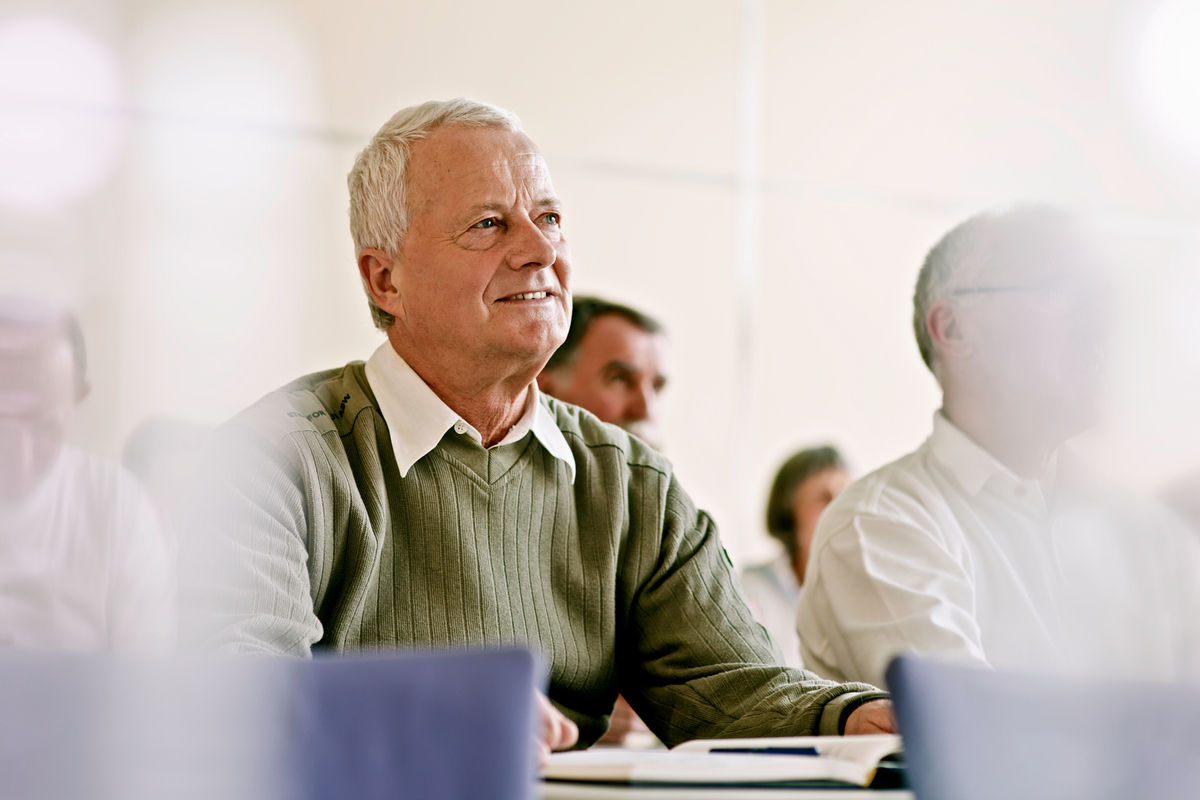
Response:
[[1137, 0, 1200, 165], [0, 18, 126, 212]]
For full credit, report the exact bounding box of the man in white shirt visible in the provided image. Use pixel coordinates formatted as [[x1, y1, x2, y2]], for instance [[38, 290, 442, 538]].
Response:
[[796, 206, 1200, 688], [0, 299, 174, 651]]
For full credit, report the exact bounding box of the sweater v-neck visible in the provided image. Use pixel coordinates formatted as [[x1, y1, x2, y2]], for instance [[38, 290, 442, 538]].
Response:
[[433, 428, 535, 487]]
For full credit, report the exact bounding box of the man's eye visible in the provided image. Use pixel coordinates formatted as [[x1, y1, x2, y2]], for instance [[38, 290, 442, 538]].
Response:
[[472, 218, 499, 229], [541, 212, 560, 226]]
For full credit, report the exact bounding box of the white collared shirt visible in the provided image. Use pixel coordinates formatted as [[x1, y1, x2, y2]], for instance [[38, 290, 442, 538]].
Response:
[[363, 343, 575, 482], [0, 448, 176, 652], [797, 412, 1200, 687]]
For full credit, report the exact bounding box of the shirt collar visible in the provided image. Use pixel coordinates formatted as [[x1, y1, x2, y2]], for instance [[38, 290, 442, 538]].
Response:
[[928, 410, 1024, 496], [363, 342, 575, 482]]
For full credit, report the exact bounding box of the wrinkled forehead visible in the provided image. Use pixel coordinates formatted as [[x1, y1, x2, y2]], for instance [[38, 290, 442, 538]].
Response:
[[408, 125, 554, 205]]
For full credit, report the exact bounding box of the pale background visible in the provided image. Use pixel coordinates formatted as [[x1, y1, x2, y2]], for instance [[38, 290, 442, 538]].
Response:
[[3, 0, 1198, 564]]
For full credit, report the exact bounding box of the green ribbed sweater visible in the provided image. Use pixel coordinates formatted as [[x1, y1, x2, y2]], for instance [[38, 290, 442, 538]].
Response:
[[207, 361, 885, 746]]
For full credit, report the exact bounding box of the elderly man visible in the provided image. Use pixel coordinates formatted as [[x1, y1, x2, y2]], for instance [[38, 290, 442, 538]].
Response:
[[537, 296, 668, 449], [206, 98, 893, 750], [796, 207, 1200, 688]]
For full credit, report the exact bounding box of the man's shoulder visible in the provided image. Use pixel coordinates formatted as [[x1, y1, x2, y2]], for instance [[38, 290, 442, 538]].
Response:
[[226, 362, 376, 443], [541, 395, 670, 475], [821, 442, 949, 532]]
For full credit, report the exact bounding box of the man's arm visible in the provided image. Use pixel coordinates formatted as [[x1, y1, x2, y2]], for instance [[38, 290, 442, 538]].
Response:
[[617, 470, 890, 746], [182, 429, 323, 655], [798, 512, 988, 688]]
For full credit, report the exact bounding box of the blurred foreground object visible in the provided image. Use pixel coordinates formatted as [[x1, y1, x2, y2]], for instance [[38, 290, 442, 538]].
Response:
[[889, 653, 1200, 800], [0, 647, 539, 800]]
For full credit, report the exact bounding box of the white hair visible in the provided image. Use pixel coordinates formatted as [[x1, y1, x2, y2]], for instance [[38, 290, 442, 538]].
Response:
[[912, 204, 1073, 375], [347, 98, 522, 329]]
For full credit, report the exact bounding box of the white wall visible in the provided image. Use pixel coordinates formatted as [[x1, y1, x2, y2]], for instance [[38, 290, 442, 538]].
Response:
[[2, 0, 1198, 562]]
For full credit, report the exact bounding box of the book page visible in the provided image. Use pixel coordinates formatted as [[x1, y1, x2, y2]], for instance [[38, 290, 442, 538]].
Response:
[[542, 749, 871, 786], [673, 733, 902, 769]]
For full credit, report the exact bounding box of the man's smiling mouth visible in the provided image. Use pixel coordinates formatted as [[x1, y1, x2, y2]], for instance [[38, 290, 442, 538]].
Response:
[[499, 291, 550, 301]]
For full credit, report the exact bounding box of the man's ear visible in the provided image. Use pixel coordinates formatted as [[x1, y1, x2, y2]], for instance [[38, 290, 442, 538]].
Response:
[[358, 248, 402, 318], [926, 300, 972, 362]]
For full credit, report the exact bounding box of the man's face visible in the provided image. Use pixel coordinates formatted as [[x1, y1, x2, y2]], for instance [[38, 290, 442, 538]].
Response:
[[543, 314, 669, 448], [386, 125, 571, 373], [0, 323, 77, 503], [953, 245, 1111, 436]]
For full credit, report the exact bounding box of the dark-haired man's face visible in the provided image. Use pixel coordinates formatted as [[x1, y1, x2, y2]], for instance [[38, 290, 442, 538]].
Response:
[[541, 314, 668, 448], [0, 325, 77, 503]]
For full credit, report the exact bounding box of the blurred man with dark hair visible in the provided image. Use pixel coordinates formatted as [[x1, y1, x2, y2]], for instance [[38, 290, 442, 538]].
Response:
[[537, 296, 670, 745], [0, 297, 174, 651], [538, 296, 667, 449]]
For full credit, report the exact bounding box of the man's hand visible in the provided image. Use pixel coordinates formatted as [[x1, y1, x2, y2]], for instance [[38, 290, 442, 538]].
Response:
[[844, 699, 897, 735], [596, 694, 650, 745], [536, 691, 579, 765]]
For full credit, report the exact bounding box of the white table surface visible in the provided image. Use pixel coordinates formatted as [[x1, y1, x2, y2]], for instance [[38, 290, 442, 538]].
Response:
[[539, 783, 914, 800]]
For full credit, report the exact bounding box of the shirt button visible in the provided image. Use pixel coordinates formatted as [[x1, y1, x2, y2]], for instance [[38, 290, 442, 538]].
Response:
[[454, 421, 468, 435]]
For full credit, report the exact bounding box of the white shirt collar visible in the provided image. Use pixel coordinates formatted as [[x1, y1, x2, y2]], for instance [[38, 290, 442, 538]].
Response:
[[928, 411, 1054, 499], [927, 411, 1008, 496], [363, 343, 576, 482]]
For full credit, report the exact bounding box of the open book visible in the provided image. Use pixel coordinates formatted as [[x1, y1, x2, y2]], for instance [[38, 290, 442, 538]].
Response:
[[542, 734, 903, 788]]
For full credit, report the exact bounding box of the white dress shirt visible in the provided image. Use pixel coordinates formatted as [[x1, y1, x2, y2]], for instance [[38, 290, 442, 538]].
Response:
[[0, 447, 175, 651], [363, 343, 575, 482], [797, 412, 1200, 688]]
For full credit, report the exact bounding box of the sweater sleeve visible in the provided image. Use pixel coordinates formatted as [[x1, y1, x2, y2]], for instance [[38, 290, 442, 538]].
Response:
[[183, 428, 324, 656], [619, 469, 887, 745]]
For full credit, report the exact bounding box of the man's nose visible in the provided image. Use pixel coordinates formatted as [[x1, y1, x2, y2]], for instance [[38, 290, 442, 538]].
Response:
[[627, 383, 658, 424], [505, 216, 558, 270]]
